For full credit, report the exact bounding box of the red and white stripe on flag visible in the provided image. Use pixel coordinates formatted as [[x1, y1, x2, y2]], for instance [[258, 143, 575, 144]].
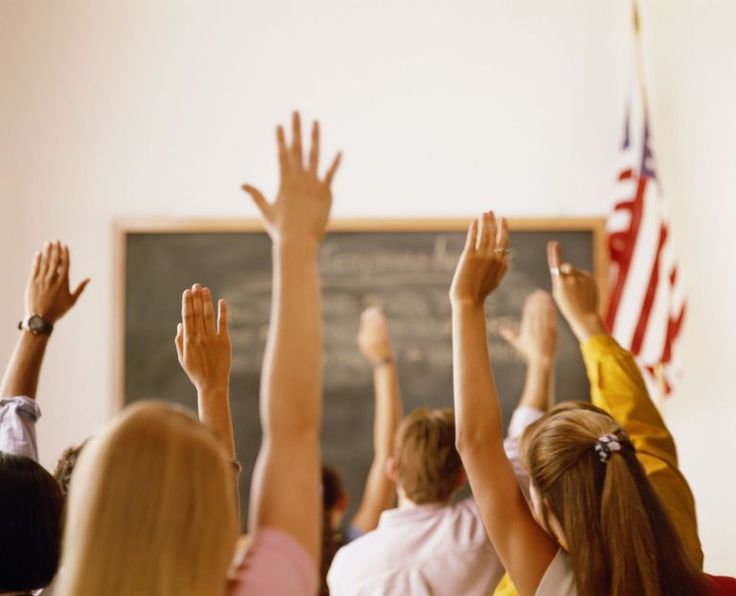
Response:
[[605, 82, 686, 397]]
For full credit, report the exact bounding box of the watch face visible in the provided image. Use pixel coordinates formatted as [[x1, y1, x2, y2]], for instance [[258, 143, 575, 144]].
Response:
[[28, 315, 46, 332]]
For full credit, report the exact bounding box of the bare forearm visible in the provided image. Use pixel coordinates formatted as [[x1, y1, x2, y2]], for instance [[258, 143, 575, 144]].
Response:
[[260, 242, 323, 438], [0, 331, 50, 399], [352, 362, 402, 532], [452, 303, 503, 449], [372, 362, 402, 459], [197, 388, 236, 459], [518, 359, 553, 411]]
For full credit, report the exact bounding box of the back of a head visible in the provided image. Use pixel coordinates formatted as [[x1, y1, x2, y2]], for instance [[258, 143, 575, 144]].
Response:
[[58, 401, 238, 596], [54, 440, 88, 501], [394, 407, 462, 504], [521, 408, 708, 596], [0, 453, 63, 592]]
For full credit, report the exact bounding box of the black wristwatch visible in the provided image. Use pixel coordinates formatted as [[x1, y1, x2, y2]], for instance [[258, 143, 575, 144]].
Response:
[[18, 315, 54, 336]]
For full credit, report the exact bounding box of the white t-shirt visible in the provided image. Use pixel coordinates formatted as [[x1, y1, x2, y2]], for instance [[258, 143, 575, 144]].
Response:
[[535, 550, 577, 596], [328, 497, 502, 596], [328, 406, 544, 596]]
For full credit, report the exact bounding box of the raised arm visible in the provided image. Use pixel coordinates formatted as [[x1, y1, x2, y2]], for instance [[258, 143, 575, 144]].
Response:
[[450, 213, 557, 596], [242, 112, 341, 561], [1, 242, 89, 399], [350, 307, 403, 535], [175, 284, 236, 459], [547, 241, 703, 568], [500, 290, 557, 478]]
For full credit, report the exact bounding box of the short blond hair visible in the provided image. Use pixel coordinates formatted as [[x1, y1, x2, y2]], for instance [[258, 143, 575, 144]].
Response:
[[394, 408, 462, 504], [57, 401, 238, 596]]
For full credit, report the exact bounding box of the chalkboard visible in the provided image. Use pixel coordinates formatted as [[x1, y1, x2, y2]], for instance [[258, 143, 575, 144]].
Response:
[[117, 218, 607, 526]]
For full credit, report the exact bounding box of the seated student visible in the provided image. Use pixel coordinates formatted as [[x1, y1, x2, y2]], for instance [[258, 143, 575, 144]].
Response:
[[321, 307, 403, 595], [450, 212, 719, 596], [327, 289, 558, 596], [0, 241, 88, 594], [58, 112, 341, 596]]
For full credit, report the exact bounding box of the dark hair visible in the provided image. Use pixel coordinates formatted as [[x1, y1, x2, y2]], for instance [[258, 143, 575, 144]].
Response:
[[320, 465, 346, 596], [0, 452, 63, 591]]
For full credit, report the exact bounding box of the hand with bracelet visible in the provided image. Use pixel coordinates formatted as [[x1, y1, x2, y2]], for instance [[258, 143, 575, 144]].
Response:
[[1, 241, 90, 399]]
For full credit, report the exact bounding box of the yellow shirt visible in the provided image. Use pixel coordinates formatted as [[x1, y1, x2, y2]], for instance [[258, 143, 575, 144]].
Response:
[[493, 334, 703, 596], [581, 334, 703, 568]]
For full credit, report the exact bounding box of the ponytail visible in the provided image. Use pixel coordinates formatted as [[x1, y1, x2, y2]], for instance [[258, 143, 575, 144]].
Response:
[[523, 409, 710, 596]]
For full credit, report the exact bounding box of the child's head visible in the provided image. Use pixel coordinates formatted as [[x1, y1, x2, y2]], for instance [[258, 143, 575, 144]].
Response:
[[521, 406, 707, 595], [58, 400, 238, 596], [0, 453, 63, 592], [53, 439, 88, 499], [390, 407, 464, 504]]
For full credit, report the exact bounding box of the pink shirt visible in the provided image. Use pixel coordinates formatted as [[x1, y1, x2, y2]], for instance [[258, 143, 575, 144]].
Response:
[[227, 528, 317, 596]]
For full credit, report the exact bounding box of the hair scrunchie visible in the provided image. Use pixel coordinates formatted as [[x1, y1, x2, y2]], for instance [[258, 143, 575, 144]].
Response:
[[594, 433, 622, 463]]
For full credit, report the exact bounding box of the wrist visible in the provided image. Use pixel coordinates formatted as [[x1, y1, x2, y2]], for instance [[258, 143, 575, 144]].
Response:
[[450, 298, 485, 312], [273, 237, 320, 257], [18, 314, 54, 336], [527, 355, 554, 371], [569, 314, 608, 342], [195, 384, 229, 398], [371, 355, 394, 369]]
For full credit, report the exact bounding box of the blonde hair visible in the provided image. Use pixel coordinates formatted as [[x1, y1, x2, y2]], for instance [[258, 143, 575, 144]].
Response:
[[521, 408, 708, 596], [57, 401, 238, 596], [394, 408, 462, 504]]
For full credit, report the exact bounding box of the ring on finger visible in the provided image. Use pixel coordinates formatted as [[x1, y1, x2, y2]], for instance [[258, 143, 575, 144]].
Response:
[[550, 266, 561, 277], [494, 246, 510, 256]]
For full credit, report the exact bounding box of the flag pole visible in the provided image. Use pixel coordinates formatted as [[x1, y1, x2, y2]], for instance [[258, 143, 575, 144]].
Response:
[[631, 0, 650, 111]]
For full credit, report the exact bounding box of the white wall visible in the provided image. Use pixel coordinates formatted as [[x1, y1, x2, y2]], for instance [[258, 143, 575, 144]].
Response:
[[1, 0, 733, 573]]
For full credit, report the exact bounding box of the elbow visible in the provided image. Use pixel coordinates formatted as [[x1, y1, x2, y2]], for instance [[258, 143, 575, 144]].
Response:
[[454, 429, 484, 458]]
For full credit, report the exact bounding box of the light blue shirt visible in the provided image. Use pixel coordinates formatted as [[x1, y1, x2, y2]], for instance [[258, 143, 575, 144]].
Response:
[[0, 396, 41, 461]]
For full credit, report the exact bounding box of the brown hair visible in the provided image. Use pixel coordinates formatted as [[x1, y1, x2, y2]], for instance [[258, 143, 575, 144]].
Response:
[[320, 465, 346, 596], [394, 408, 462, 504], [521, 408, 709, 596], [53, 440, 88, 499]]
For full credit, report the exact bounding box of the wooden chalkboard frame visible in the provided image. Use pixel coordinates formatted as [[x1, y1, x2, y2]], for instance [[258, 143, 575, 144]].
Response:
[[113, 217, 608, 411]]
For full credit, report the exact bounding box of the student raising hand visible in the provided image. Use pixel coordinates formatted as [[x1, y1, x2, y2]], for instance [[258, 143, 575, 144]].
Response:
[[450, 211, 509, 306], [547, 241, 607, 342], [242, 112, 341, 246], [175, 284, 236, 461], [229, 112, 341, 596]]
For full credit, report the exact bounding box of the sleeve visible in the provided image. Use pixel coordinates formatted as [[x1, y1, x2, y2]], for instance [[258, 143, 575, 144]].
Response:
[[227, 527, 318, 596], [0, 396, 41, 461], [580, 334, 704, 569], [503, 405, 545, 480], [344, 524, 365, 543]]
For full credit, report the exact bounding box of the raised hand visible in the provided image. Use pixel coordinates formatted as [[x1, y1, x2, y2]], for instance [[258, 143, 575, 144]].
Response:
[[25, 241, 90, 323], [450, 212, 509, 307], [357, 307, 394, 366], [500, 290, 558, 366], [547, 241, 607, 342], [242, 111, 341, 246], [175, 284, 231, 394]]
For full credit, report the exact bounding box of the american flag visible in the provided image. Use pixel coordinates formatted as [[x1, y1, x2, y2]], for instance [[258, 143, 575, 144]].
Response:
[[605, 81, 686, 397]]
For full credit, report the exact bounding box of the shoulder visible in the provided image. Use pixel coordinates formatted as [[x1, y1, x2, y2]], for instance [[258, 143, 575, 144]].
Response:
[[227, 528, 317, 596], [535, 550, 577, 596]]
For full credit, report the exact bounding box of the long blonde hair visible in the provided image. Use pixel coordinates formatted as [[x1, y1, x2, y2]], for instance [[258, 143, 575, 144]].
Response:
[[521, 408, 709, 596], [57, 401, 238, 596]]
